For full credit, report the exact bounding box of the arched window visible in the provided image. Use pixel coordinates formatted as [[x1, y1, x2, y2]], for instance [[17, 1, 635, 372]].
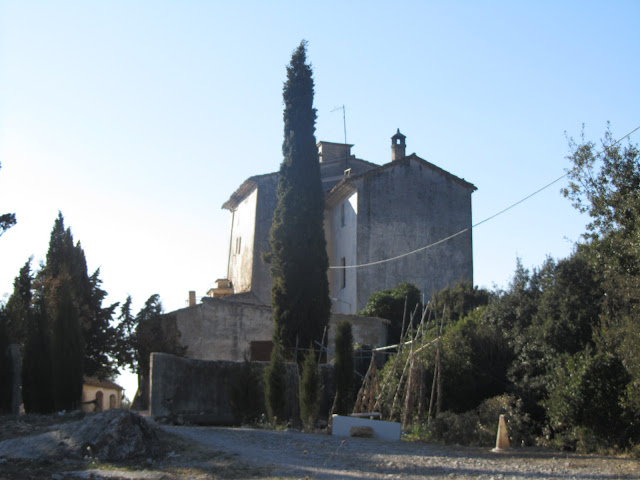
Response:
[[95, 390, 104, 412]]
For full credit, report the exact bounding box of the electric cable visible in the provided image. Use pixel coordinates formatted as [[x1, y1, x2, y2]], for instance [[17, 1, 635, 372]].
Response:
[[329, 124, 640, 270]]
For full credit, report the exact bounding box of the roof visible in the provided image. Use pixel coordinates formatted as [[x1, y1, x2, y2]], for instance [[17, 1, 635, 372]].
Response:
[[222, 172, 277, 211], [327, 153, 476, 204], [222, 151, 475, 211], [83, 376, 123, 391]]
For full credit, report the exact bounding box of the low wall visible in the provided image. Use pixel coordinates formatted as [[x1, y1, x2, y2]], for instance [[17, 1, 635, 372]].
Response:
[[150, 353, 335, 425]]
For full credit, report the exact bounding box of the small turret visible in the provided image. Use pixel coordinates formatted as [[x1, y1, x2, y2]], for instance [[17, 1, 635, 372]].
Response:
[[391, 129, 406, 161]]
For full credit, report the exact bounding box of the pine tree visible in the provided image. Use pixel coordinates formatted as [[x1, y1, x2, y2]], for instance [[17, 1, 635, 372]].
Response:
[[299, 344, 320, 430], [269, 40, 330, 360], [333, 320, 354, 415]]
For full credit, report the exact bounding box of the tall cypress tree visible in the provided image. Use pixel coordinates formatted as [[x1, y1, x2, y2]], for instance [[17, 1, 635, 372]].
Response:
[[38, 212, 118, 379], [4, 258, 33, 346], [22, 295, 54, 413], [51, 274, 84, 411], [269, 40, 331, 360], [333, 320, 354, 415]]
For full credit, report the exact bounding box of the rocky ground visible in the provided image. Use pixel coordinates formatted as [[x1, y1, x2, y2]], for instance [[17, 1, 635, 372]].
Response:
[[0, 411, 638, 479]]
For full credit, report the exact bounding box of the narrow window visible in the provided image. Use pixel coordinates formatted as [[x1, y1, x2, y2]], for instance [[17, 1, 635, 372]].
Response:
[[340, 203, 345, 227], [341, 257, 346, 289], [235, 237, 242, 255]]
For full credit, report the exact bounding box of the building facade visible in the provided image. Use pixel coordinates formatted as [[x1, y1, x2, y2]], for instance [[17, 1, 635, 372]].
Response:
[[220, 131, 476, 314]]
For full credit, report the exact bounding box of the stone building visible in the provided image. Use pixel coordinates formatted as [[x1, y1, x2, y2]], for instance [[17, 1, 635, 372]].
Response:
[[219, 130, 476, 314], [141, 131, 475, 414]]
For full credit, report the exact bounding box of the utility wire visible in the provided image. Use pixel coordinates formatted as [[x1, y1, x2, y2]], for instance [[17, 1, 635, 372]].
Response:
[[329, 124, 640, 271]]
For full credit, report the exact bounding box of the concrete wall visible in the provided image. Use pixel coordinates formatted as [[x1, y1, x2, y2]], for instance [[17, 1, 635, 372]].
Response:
[[354, 156, 474, 310], [149, 353, 336, 425], [168, 297, 388, 362], [173, 297, 274, 361]]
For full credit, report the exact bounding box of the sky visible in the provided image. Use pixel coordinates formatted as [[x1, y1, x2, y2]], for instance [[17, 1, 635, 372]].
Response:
[[1, 1, 639, 398]]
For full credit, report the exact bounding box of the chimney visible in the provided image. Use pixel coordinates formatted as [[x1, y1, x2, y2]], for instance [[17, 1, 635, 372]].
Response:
[[391, 129, 406, 161], [188, 291, 196, 307]]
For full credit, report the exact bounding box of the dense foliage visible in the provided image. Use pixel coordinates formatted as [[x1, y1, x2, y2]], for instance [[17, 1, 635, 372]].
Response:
[[269, 41, 330, 359], [2, 213, 151, 412], [358, 282, 422, 345]]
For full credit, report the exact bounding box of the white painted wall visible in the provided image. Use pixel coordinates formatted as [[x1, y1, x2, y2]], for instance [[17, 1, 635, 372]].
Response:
[[227, 188, 257, 294], [326, 191, 358, 314]]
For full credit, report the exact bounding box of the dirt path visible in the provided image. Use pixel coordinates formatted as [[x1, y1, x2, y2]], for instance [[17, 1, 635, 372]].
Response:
[[162, 425, 640, 479]]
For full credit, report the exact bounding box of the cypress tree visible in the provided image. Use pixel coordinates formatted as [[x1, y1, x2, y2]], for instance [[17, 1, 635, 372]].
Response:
[[264, 341, 287, 424], [38, 212, 118, 379], [269, 40, 330, 360], [22, 295, 54, 413], [4, 258, 33, 346], [51, 274, 84, 411], [333, 320, 354, 415], [299, 344, 320, 430]]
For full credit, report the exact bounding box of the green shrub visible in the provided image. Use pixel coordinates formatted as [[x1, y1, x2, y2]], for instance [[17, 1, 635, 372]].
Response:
[[412, 395, 532, 447], [299, 346, 320, 430], [544, 349, 631, 450], [228, 358, 265, 424], [264, 343, 287, 424]]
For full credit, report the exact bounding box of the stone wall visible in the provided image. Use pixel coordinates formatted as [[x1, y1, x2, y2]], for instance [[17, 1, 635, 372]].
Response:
[[149, 352, 336, 425], [354, 156, 474, 309]]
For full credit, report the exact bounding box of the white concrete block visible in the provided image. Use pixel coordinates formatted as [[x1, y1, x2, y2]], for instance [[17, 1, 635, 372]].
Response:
[[331, 415, 401, 441]]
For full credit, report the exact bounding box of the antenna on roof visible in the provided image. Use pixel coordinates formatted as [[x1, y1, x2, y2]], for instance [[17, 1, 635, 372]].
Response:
[[331, 105, 347, 145]]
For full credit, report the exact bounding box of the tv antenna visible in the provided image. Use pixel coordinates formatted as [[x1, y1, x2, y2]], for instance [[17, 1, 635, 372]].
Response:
[[331, 105, 347, 145]]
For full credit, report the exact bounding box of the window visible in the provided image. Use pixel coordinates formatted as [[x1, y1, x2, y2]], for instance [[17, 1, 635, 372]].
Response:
[[235, 237, 241, 255], [340, 203, 345, 227], [341, 257, 346, 289]]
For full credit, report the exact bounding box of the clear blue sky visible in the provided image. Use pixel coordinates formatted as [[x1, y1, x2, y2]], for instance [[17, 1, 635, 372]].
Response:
[[1, 0, 639, 390]]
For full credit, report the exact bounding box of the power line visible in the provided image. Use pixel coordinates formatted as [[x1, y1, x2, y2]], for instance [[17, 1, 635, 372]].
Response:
[[329, 124, 640, 271]]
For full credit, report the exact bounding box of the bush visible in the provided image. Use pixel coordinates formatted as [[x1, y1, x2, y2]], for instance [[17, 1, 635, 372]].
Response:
[[411, 395, 533, 447], [544, 349, 631, 451]]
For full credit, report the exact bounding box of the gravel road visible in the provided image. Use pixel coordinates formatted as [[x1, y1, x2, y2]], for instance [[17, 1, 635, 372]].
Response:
[[162, 425, 640, 479]]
